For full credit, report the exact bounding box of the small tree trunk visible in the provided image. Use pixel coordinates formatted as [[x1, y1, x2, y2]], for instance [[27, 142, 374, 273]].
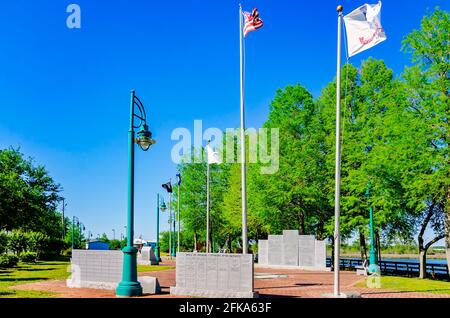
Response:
[[298, 213, 305, 235], [359, 231, 367, 260], [446, 190, 450, 278], [330, 235, 335, 271], [419, 248, 427, 279], [375, 231, 382, 263], [193, 231, 197, 252]]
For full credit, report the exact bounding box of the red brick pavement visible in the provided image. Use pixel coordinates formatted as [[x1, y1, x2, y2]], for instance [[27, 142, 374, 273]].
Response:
[[10, 259, 450, 298]]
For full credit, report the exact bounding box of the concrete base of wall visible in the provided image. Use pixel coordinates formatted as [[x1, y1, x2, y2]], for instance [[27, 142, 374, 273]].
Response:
[[139, 276, 160, 294], [170, 287, 258, 298], [255, 264, 330, 271], [66, 279, 117, 290], [67, 276, 160, 295]]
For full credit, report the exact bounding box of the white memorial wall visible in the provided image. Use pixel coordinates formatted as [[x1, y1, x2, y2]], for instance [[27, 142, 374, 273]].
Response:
[[258, 230, 327, 269]]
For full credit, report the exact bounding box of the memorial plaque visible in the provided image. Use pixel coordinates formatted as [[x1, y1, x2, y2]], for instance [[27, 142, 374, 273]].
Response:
[[298, 235, 315, 267], [67, 250, 124, 290], [314, 240, 327, 268], [268, 235, 283, 265], [282, 230, 299, 266], [228, 255, 241, 291], [185, 253, 197, 289], [171, 252, 256, 298], [176, 252, 186, 288], [239, 254, 253, 292], [217, 254, 229, 291], [206, 254, 218, 291], [140, 246, 150, 261], [258, 240, 268, 265], [195, 253, 207, 290]]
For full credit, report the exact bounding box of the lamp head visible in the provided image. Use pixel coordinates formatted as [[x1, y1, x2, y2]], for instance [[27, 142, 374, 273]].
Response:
[[136, 124, 156, 151], [160, 199, 168, 212]]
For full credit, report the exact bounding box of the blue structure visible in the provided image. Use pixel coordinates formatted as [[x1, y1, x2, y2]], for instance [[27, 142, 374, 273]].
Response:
[[86, 240, 110, 250]]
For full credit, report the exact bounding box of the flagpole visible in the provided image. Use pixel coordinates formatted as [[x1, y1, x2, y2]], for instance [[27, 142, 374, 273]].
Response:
[[169, 191, 172, 259], [177, 180, 180, 253], [239, 3, 248, 255], [206, 145, 210, 253], [334, 5, 343, 297]]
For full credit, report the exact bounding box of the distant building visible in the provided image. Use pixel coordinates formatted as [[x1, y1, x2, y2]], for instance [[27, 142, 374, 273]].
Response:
[[133, 238, 156, 251], [86, 240, 110, 250]]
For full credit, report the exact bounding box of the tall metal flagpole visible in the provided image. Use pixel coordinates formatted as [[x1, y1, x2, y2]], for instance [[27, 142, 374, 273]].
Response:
[[62, 198, 65, 239], [206, 148, 211, 253], [239, 3, 248, 255], [169, 191, 172, 259], [177, 180, 181, 253], [334, 5, 343, 297]]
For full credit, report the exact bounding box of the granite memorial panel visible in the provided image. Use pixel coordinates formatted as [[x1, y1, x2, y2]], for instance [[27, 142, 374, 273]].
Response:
[[298, 235, 315, 267], [170, 252, 256, 298], [258, 240, 268, 265], [314, 240, 327, 268], [267, 235, 283, 265], [282, 230, 299, 266]]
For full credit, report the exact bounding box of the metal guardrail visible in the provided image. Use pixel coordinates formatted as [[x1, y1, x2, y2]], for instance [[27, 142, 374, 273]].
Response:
[[326, 257, 449, 279]]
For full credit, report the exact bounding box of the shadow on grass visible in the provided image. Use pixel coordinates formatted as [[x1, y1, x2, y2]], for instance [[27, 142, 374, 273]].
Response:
[[37, 262, 68, 266], [17, 268, 56, 272], [0, 277, 48, 283], [0, 290, 15, 296]]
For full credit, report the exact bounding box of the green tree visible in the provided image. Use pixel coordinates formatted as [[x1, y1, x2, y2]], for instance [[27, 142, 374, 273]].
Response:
[[399, 8, 450, 276], [0, 231, 7, 254], [26, 231, 49, 258], [174, 147, 230, 252], [0, 148, 62, 239], [7, 230, 28, 255], [257, 84, 332, 237]]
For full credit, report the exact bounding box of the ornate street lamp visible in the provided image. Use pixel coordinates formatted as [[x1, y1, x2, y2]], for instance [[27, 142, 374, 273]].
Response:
[[366, 180, 378, 273], [116, 90, 155, 297], [155, 194, 167, 263], [162, 181, 175, 258]]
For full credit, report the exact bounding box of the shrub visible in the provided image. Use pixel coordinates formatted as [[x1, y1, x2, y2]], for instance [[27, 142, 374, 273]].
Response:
[[0, 231, 8, 254], [109, 239, 122, 250], [19, 251, 37, 263], [39, 238, 65, 260], [7, 230, 28, 255], [61, 248, 72, 257], [26, 231, 49, 257], [0, 254, 19, 268]]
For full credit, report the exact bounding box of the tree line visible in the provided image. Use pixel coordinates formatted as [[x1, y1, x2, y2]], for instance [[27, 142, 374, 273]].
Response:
[[169, 9, 449, 279]]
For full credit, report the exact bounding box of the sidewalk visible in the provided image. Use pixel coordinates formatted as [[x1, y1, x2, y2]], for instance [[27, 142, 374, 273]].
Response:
[[11, 260, 450, 298]]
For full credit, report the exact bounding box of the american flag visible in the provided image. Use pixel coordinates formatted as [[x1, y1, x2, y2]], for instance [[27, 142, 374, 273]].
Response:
[[243, 8, 263, 38]]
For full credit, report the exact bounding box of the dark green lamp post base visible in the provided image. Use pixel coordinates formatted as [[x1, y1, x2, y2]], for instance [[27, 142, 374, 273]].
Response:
[[368, 263, 379, 274], [116, 246, 142, 297], [154, 246, 161, 263]]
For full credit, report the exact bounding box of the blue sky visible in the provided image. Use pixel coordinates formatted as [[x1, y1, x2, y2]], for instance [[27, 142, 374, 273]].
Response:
[[0, 0, 448, 243]]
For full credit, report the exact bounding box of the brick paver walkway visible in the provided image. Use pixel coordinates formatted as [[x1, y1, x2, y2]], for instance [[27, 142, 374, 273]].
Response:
[[10, 258, 450, 298]]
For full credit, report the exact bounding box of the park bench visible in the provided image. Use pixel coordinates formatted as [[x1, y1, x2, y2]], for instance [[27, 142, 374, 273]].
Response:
[[355, 259, 369, 276]]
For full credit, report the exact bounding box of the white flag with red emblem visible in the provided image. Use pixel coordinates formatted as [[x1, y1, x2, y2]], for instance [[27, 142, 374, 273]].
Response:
[[206, 144, 222, 165], [343, 1, 387, 57], [243, 8, 263, 38]]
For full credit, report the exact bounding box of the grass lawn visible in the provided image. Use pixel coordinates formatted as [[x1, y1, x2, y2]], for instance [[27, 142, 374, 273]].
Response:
[[355, 276, 450, 295], [137, 265, 175, 272], [0, 261, 70, 298]]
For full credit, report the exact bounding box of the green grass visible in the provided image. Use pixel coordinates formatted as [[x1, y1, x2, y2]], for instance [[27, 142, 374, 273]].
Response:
[[355, 276, 450, 295], [137, 265, 175, 272], [0, 261, 70, 298]]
